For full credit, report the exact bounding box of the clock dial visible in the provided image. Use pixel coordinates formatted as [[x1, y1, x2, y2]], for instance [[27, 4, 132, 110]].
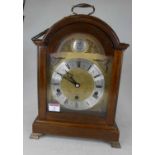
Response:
[[71, 39, 89, 52], [51, 58, 104, 110]]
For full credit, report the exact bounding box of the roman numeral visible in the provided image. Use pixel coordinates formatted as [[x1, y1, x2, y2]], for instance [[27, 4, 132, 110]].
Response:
[[56, 89, 61, 96], [64, 99, 68, 104], [77, 61, 81, 68], [56, 72, 63, 77], [75, 102, 78, 108], [96, 85, 103, 88], [86, 101, 89, 105], [87, 64, 92, 71], [94, 74, 100, 78], [65, 63, 70, 69], [51, 83, 59, 85], [93, 92, 98, 99]]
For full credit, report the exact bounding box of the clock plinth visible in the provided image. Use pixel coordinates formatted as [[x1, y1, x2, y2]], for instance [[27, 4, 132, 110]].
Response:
[[32, 117, 120, 147]]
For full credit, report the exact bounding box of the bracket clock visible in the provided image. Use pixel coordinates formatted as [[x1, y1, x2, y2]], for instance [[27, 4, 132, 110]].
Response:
[[30, 3, 129, 148]]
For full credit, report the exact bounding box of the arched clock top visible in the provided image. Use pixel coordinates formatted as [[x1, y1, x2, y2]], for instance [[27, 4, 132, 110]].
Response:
[[32, 15, 129, 52]]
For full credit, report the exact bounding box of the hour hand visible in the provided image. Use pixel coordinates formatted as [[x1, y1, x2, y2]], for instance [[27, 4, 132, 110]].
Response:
[[64, 71, 78, 85], [64, 70, 74, 81], [66, 71, 73, 78], [63, 74, 77, 85]]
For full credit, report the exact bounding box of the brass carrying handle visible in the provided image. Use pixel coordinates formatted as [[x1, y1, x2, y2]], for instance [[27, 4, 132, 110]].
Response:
[[71, 3, 95, 15]]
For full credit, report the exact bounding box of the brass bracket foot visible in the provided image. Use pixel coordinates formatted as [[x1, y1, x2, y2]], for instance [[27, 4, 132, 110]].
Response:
[[30, 133, 43, 139], [110, 141, 121, 148]]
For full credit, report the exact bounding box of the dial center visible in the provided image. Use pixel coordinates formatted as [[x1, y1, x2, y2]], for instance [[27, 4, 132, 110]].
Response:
[[75, 83, 80, 88], [61, 68, 94, 101]]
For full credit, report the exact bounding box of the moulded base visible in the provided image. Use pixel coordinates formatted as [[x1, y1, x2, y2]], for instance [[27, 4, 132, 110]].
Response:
[[31, 117, 120, 148]]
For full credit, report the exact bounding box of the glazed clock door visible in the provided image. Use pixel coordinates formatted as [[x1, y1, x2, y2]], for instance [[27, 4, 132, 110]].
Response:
[[46, 33, 113, 119]]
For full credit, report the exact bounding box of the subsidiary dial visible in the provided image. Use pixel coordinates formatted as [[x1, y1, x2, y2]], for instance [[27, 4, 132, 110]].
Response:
[[71, 39, 89, 52]]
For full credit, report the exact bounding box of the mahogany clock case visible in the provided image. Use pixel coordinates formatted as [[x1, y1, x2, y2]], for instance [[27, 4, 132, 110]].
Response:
[[31, 14, 129, 147]]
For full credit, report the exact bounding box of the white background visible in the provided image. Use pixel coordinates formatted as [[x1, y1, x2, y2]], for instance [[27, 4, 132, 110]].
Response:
[[2, 0, 155, 155]]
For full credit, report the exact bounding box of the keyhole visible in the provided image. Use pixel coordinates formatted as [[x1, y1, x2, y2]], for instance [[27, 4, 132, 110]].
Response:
[[75, 96, 79, 100]]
